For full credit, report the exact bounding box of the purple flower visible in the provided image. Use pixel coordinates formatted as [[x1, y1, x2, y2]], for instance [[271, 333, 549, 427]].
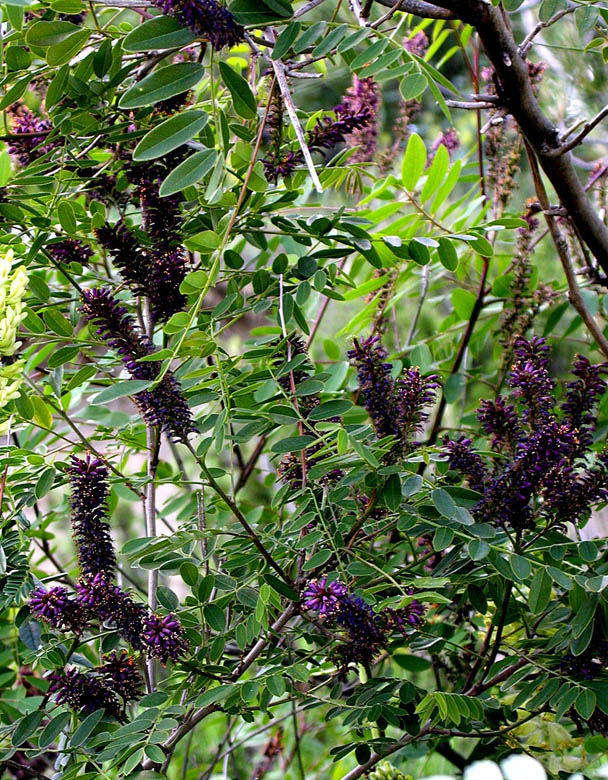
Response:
[[80, 287, 197, 441], [429, 128, 459, 162], [302, 581, 425, 674], [335, 594, 387, 667], [262, 150, 303, 182], [339, 76, 380, 163], [99, 651, 144, 703], [477, 396, 521, 452], [76, 573, 147, 651], [307, 106, 373, 153], [95, 216, 186, 323], [262, 105, 372, 182], [28, 586, 89, 634], [147, 248, 188, 323], [404, 31, 428, 57], [140, 178, 181, 243], [8, 107, 59, 166], [142, 613, 188, 664], [48, 668, 121, 719], [68, 455, 116, 578], [508, 336, 554, 425], [394, 366, 439, 442], [348, 336, 438, 454], [472, 421, 577, 529], [150, 0, 244, 48], [47, 239, 92, 266], [542, 449, 608, 525], [348, 336, 396, 440], [562, 355, 608, 449], [301, 578, 347, 616], [442, 436, 489, 493], [95, 221, 151, 294], [381, 599, 426, 634]]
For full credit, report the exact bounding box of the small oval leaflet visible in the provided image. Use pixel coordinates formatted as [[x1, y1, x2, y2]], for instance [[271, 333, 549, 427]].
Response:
[[119, 62, 205, 109], [133, 110, 209, 162]]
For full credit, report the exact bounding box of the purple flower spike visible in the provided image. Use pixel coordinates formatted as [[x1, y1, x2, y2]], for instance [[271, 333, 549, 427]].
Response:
[[262, 103, 372, 182], [301, 578, 347, 616], [404, 31, 428, 57], [48, 239, 92, 266], [8, 107, 59, 166], [429, 128, 460, 162], [68, 455, 116, 579], [508, 336, 554, 425], [150, 0, 244, 48], [80, 287, 197, 441], [562, 355, 608, 449], [382, 598, 426, 634], [348, 336, 396, 440], [99, 651, 144, 703], [95, 221, 151, 295], [477, 396, 521, 452], [335, 594, 387, 667], [28, 586, 89, 634], [348, 336, 438, 454], [442, 436, 489, 493], [76, 573, 147, 651], [339, 76, 380, 163], [142, 613, 188, 664], [394, 366, 439, 441], [48, 668, 121, 719]]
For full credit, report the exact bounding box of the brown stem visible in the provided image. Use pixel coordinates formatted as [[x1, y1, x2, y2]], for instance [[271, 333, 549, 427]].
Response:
[[524, 140, 608, 358]]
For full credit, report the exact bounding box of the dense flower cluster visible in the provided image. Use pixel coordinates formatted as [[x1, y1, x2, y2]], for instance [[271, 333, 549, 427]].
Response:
[[301, 577, 347, 616], [340, 76, 380, 163], [95, 180, 187, 323], [75, 572, 148, 650], [143, 613, 189, 663], [47, 239, 92, 266], [99, 651, 144, 702], [28, 586, 88, 634], [48, 668, 122, 719], [404, 31, 428, 57], [29, 452, 189, 719], [443, 337, 608, 530], [68, 455, 116, 578], [151, 0, 244, 48], [48, 654, 144, 720], [302, 578, 425, 672], [7, 107, 59, 166], [429, 128, 460, 162], [263, 104, 373, 182], [348, 336, 438, 455], [80, 287, 197, 441], [477, 395, 520, 453]]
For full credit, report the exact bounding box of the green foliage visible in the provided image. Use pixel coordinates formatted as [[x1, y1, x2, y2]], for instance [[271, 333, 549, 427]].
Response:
[[0, 1, 607, 779]]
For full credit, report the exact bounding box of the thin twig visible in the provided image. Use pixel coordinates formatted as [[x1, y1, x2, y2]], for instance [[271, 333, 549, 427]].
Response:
[[519, 5, 575, 55], [185, 441, 292, 585], [294, 0, 329, 17], [544, 105, 608, 157], [445, 100, 496, 110]]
